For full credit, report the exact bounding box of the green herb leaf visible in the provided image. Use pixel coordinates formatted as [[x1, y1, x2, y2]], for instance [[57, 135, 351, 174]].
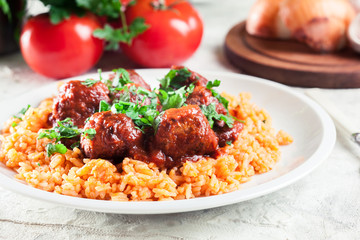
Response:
[[76, 0, 122, 18], [13, 104, 31, 120], [128, 17, 149, 40], [160, 67, 192, 90], [93, 19, 149, 50], [38, 118, 96, 157], [81, 78, 99, 87], [11, 122, 18, 127], [206, 80, 221, 89], [200, 103, 234, 128], [39, 0, 85, 24], [205, 79, 229, 110], [70, 141, 80, 149], [110, 101, 159, 131], [112, 68, 132, 88], [158, 84, 194, 111], [99, 100, 111, 112], [56, 118, 82, 139], [83, 128, 96, 140], [0, 0, 11, 20], [46, 143, 67, 157], [226, 141, 232, 146]]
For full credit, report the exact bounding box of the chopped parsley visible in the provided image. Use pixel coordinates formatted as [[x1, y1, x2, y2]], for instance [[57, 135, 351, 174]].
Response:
[[159, 67, 192, 90], [13, 104, 31, 120], [206, 80, 229, 110], [38, 118, 96, 157], [81, 78, 99, 87], [112, 68, 132, 88], [99, 100, 111, 112], [110, 101, 160, 132], [226, 141, 232, 146], [45, 143, 67, 157], [200, 103, 234, 128], [83, 128, 96, 140], [158, 84, 195, 111], [81, 69, 104, 87]]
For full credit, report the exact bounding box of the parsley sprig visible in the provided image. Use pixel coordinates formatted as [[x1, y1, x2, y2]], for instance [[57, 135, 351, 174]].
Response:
[[93, 18, 149, 49], [111, 68, 133, 89], [38, 118, 96, 157], [0, 0, 11, 20], [158, 84, 195, 111], [13, 105, 31, 120], [159, 67, 192, 90], [200, 103, 234, 128], [38, 0, 149, 49], [206, 80, 229, 110]]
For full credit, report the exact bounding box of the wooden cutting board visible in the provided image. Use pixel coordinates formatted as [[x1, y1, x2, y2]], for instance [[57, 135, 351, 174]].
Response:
[[224, 21, 360, 88]]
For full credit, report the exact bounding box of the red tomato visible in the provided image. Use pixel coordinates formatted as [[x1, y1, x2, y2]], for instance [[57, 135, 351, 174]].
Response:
[[122, 0, 203, 67], [20, 14, 104, 79]]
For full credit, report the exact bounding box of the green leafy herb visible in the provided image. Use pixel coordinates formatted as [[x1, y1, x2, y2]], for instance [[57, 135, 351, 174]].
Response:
[[206, 80, 229, 110], [83, 128, 96, 140], [93, 18, 149, 49], [81, 78, 99, 87], [111, 101, 159, 131], [39, 0, 85, 24], [11, 122, 18, 127], [158, 84, 194, 111], [0, 0, 11, 20], [99, 100, 111, 112], [200, 103, 234, 128], [76, 0, 122, 19], [37, 162, 41, 166], [226, 141, 232, 146], [112, 68, 132, 88], [206, 79, 221, 89], [159, 67, 192, 90], [81, 70, 104, 87], [13, 105, 31, 120], [38, 118, 96, 156], [70, 141, 80, 149], [45, 143, 67, 157]]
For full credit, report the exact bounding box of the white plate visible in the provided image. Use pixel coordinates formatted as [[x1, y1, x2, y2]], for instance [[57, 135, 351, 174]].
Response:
[[0, 70, 336, 214]]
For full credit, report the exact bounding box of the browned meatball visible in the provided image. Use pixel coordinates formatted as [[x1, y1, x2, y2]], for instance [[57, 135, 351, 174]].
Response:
[[186, 86, 227, 115], [214, 121, 244, 147], [52, 81, 110, 127], [154, 105, 218, 161], [81, 111, 144, 160], [171, 65, 208, 87]]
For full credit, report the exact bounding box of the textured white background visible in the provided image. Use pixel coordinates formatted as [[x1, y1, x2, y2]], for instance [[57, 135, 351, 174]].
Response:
[[1, 0, 360, 239]]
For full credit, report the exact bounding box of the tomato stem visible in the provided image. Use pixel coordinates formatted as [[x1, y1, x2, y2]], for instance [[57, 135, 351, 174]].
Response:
[[120, 9, 128, 35]]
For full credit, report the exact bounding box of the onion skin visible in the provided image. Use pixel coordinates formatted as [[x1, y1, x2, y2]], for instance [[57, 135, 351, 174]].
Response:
[[246, 0, 356, 52]]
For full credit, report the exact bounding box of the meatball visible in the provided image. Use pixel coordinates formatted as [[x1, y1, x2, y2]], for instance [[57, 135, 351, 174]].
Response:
[[170, 65, 208, 88], [81, 111, 144, 160], [214, 121, 244, 147], [155, 105, 218, 161], [52, 81, 110, 127], [186, 86, 227, 115]]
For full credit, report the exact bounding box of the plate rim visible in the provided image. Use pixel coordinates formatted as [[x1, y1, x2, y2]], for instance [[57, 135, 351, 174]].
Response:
[[0, 69, 336, 214]]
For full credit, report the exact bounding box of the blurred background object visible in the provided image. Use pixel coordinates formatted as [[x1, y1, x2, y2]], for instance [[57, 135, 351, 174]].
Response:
[[0, 0, 26, 55]]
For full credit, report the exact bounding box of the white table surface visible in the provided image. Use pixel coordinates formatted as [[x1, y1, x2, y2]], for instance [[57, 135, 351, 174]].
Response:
[[1, 0, 360, 239]]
